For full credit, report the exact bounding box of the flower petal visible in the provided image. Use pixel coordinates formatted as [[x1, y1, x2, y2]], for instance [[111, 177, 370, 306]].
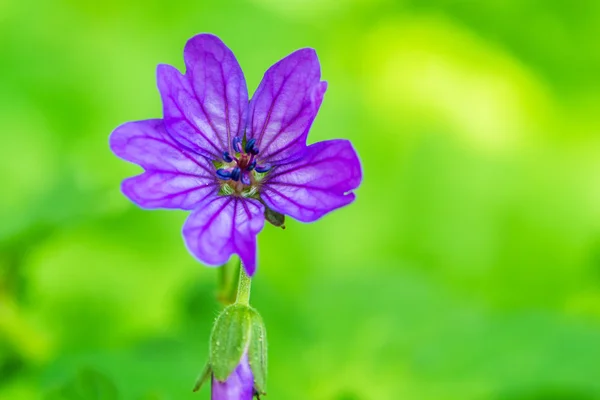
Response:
[[247, 48, 327, 163], [211, 353, 254, 400], [109, 119, 219, 210], [157, 34, 248, 159], [183, 196, 265, 275], [261, 139, 362, 222]]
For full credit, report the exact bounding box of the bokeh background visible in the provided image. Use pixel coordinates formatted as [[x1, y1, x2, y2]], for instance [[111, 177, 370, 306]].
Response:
[[2, 0, 600, 399]]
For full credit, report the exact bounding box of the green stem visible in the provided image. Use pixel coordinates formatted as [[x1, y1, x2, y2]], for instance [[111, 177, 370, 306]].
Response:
[[235, 262, 252, 306]]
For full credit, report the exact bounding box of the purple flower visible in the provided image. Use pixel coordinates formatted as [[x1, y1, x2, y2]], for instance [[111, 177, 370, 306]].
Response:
[[211, 352, 255, 400], [109, 34, 362, 275]]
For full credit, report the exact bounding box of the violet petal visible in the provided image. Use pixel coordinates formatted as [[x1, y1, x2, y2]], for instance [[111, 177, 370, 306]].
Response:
[[157, 34, 248, 160], [211, 353, 254, 400], [109, 119, 218, 210], [262, 139, 362, 222], [182, 196, 265, 275], [246, 48, 327, 163]]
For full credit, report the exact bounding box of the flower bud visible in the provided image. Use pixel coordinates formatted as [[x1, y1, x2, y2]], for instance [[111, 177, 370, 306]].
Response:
[[264, 206, 285, 229], [208, 304, 267, 398]]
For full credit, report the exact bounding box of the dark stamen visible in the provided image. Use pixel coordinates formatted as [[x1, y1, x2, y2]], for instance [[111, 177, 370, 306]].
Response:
[[255, 164, 271, 173], [216, 169, 232, 180], [247, 160, 257, 171], [232, 137, 242, 153], [222, 151, 233, 163], [230, 167, 241, 181], [244, 138, 256, 153], [249, 145, 259, 155]]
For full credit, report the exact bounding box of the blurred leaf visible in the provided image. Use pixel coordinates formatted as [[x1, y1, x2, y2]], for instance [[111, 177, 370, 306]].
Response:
[[44, 369, 118, 400], [2, 0, 600, 399], [495, 386, 599, 400]]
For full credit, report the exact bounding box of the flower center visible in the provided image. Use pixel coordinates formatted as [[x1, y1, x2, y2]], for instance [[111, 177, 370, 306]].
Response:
[[216, 137, 271, 196]]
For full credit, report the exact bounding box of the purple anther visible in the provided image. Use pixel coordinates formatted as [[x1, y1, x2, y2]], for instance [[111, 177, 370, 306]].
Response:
[[230, 167, 241, 182], [232, 137, 243, 153], [241, 172, 251, 186], [222, 151, 233, 163], [244, 138, 256, 154], [255, 164, 271, 173], [216, 169, 232, 180]]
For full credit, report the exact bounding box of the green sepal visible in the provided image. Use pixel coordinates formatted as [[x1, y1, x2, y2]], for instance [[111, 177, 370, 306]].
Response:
[[192, 362, 211, 392], [264, 206, 285, 229], [210, 304, 253, 381], [248, 309, 268, 395]]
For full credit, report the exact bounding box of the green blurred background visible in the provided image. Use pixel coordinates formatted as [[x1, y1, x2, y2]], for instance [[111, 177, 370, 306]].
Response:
[[2, 0, 600, 399]]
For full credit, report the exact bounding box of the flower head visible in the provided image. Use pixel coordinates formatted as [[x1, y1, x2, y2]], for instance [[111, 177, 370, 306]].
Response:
[[110, 34, 362, 275]]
